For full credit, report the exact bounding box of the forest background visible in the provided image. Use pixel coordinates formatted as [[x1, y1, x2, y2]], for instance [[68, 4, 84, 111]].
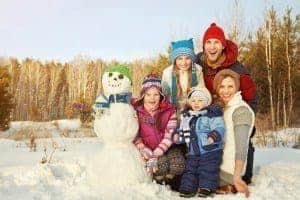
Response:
[[0, 3, 299, 146]]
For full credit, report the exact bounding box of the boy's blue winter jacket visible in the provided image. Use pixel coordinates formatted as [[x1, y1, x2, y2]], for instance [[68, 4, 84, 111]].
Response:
[[188, 105, 225, 156]]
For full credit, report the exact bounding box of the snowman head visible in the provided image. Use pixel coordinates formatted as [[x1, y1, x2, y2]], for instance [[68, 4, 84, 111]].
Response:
[[102, 65, 132, 96]]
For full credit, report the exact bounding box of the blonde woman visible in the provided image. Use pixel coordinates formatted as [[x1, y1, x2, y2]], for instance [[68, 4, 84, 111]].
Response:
[[213, 69, 255, 198], [161, 38, 205, 191], [162, 38, 205, 113]]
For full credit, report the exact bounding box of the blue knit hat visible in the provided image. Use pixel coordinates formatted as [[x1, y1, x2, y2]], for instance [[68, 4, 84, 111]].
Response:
[[171, 38, 196, 63]]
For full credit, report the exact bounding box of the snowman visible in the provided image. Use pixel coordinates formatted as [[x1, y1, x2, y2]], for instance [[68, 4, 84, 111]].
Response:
[[91, 65, 149, 187]]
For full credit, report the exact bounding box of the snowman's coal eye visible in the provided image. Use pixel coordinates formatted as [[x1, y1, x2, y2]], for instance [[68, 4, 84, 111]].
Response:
[[109, 73, 113, 77], [118, 74, 124, 79]]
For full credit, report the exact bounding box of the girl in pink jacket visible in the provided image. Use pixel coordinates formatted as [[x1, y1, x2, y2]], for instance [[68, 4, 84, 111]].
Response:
[[132, 74, 185, 183]]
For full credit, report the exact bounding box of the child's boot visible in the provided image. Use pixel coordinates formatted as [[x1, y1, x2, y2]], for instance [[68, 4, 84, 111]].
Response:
[[198, 188, 214, 198], [179, 190, 197, 198]]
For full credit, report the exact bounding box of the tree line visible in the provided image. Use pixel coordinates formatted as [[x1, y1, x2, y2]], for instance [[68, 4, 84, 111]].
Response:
[[0, 7, 299, 132]]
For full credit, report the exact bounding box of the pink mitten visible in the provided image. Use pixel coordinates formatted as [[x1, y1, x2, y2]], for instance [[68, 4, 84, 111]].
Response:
[[140, 148, 153, 160], [153, 147, 164, 158], [146, 157, 158, 174]]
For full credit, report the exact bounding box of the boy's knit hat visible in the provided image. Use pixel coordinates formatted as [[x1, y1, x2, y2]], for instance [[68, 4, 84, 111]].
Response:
[[188, 87, 212, 108], [171, 38, 196, 63], [203, 23, 226, 47], [104, 64, 131, 82]]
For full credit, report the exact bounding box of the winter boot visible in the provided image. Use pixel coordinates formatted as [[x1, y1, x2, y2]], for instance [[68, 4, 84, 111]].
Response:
[[179, 190, 197, 198], [198, 188, 214, 198]]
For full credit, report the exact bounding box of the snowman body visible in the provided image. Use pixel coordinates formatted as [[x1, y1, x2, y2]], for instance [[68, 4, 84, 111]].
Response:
[[92, 68, 149, 186]]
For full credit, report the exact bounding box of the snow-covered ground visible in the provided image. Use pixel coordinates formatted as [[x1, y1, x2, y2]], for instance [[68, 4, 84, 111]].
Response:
[[0, 121, 299, 199]]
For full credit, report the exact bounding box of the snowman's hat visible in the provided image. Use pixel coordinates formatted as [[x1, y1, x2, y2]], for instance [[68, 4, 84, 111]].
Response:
[[104, 65, 132, 82]]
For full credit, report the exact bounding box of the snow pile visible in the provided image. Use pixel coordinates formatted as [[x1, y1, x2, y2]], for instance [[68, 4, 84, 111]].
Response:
[[1, 120, 300, 199], [9, 121, 57, 132], [0, 138, 300, 199], [8, 119, 81, 132], [254, 128, 300, 147], [251, 148, 300, 199], [276, 128, 300, 147], [0, 120, 93, 140], [253, 162, 300, 199], [52, 119, 81, 131], [0, 138, 175, 199]]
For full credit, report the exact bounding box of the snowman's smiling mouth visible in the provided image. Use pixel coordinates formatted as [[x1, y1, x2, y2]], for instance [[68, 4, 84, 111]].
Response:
[[108, 81, 121, 88]]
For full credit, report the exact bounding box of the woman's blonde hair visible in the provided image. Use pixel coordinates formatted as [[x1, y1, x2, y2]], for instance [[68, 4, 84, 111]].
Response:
[[213, 69, 240, 108], [213, 69, 240, 93], [174, 62, 193, 98]]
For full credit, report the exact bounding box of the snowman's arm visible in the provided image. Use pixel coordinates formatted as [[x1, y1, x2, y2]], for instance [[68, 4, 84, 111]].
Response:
[[153, 112, 177, 157], [93, 94, 109, 117]]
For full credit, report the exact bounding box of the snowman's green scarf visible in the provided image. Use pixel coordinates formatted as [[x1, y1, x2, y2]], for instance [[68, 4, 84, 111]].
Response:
[[170, 65, 198, 105]]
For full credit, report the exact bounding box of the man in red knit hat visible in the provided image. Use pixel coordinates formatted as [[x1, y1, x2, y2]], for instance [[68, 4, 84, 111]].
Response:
[[195, 22, 257, 192]]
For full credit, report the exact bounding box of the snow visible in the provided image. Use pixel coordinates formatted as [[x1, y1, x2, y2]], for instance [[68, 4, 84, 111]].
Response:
[[253, 128, 300, 148], [0, 121, 300, 199], [53, 119, 82, 131], [9, 119, 81, 131], [1, 120, 92, 140]]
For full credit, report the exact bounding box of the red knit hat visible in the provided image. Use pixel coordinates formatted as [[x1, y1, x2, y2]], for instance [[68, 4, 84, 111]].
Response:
[[203, 23, 226, 47]]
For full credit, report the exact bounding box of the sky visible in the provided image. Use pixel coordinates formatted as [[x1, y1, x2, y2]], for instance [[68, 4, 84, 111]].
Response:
[[0, 0, 299, 62]]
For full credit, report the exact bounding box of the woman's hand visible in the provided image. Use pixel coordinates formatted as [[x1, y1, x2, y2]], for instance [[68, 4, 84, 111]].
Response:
[[234, 160, 250, 197], [233, 175, 249, 198]]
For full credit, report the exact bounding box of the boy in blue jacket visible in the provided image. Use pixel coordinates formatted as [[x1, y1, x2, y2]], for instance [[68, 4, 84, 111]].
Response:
[[177, 87, 225, 198]]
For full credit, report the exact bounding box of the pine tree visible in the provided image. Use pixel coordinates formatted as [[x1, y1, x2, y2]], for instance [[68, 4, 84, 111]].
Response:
[[0, 67, 14, 130], [37, 64, 51, 121], [50, 65, 69, 119], [240, 7, 300, 129]]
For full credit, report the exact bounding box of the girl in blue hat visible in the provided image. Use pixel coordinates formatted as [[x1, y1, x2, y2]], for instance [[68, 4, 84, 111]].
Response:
[[162, 38, 205, 113], [161, 38, 206, 191]]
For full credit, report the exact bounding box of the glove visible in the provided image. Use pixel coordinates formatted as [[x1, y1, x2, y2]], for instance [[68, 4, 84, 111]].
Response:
[[140, 148, 153, 161], [146, 157, 158, 174], [207, 137, 214, 145], [173, 133, 180, 144], [153, 147, 164, 158]]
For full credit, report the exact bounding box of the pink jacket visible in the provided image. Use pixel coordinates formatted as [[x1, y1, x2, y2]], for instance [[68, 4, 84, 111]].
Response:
[[133, 99, 177, 158]]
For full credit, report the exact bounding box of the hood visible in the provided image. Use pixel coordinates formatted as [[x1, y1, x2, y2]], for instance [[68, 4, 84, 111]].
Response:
[[221, 40, 238, 67]]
